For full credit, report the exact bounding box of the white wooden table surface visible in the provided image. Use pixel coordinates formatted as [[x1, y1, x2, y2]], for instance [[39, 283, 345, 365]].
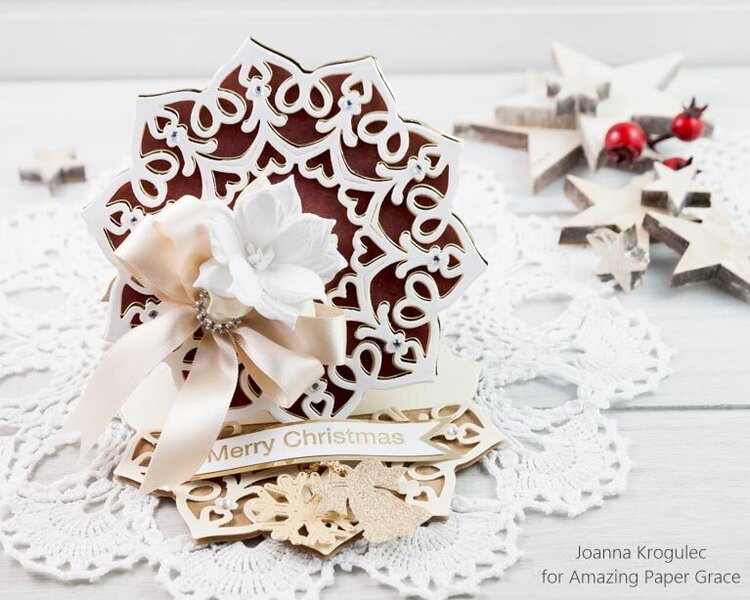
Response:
[[1, 68, 749, 599]]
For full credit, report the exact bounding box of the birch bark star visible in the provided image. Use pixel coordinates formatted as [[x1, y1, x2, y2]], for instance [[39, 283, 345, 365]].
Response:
[[194, 177, 347, 326]]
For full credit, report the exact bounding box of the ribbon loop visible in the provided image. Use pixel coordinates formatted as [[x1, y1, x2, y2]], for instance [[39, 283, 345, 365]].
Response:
[[296, 303, 348, 365], [115, 197, 228, 305], [67, 198, 349, 492], [232, 325, 324, 409]]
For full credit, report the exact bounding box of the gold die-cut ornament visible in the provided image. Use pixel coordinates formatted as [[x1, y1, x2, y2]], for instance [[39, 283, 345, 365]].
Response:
[[586, 225, 650, 292], [178, 467, 298, 538], [644, 208, 750, 302], [560, 171, 660, 244], [171, 467, 362, 555], [113, 401, 504, 555], [312, 459, 430, 544], [641, 162, 712, 218], [367, 402, 504, 518], [246, 471, 361, 554], [19, 148, 86, 194]]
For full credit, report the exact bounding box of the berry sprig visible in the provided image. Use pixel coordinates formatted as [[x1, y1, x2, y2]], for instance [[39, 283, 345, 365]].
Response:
[[669, 97, 708, 141], [604, 98, 708, 167]]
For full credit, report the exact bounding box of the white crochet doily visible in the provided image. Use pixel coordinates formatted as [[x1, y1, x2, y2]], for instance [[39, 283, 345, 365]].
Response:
[[0, 164, 674, 599], [692, 130, 750, 237]]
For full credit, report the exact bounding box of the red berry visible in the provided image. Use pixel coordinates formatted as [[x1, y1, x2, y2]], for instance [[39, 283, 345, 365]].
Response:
[[670, 97, 707, 141], [671, 114, 703, 141], [604, 122, 647, 164], [662, 157, 692, 170]]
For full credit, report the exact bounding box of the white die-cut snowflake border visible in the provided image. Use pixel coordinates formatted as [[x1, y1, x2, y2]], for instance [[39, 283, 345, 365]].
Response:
[[84, 38, 486, 422]]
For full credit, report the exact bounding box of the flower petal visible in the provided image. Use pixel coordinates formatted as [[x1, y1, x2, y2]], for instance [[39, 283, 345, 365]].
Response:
[[298, 240, 348, 282], [318, 243, 349, 281], [273, 215, 347, 282], [254, 294, 305, 327], [207, 213, 245, 265], [234, 178, 302, 250], [259, 263, 326, 305], [194, 259, 233, 295], [227, 256, 262, 308]]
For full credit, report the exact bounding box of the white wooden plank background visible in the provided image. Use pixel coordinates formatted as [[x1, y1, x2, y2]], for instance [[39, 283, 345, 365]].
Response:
[[1, 68, 749, 598], [3, 1, 750, 79]]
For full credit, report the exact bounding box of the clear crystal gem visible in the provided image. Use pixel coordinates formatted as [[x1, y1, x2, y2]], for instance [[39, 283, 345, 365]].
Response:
[[446, 424, 459, 437], [194, 290, 242, 334]]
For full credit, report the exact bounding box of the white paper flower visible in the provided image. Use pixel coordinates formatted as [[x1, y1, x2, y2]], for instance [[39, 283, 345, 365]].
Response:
[[194, 177, 346, 326]]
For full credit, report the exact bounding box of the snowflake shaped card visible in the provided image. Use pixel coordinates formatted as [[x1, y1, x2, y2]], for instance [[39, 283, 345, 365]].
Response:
[[85, 38, 485, 424], [70, 38, 496, 552]]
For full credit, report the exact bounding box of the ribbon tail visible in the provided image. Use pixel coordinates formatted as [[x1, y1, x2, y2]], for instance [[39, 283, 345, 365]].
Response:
[[140, 332, 238, 495], [65, 307, 197, 457], [233, 327, 323, 409]]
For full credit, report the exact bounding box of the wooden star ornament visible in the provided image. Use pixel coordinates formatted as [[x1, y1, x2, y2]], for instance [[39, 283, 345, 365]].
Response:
[[641, 162, 712, 217], [455, 44, 714, 193], [19, 148, 86, 194], [455, 70, 585, 194], [586, 225, 650, 292], [495, 70, 578, 129], [497, 45, 682, 130], [551, 43, 690, 170], [643, 209, 750, 301], [546, 43, 613, 114], [560, 171, 662, 244], [454, 120, 582, 193]]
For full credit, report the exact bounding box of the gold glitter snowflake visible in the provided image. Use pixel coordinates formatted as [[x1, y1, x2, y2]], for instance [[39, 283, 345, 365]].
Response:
[[246, 472, 359, 552]]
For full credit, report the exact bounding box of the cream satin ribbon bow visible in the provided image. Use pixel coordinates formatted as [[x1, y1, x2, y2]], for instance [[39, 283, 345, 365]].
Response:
[[67, 197, 347, 494]]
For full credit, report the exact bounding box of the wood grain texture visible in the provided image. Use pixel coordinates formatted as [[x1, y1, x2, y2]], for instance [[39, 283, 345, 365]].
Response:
[[1, 68, 749, 598], [3, 2, 750, 79], [492, 409, 750, 600]]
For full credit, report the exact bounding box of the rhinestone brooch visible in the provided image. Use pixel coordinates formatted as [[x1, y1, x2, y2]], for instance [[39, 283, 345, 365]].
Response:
[[195, 290, 242, 334]]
